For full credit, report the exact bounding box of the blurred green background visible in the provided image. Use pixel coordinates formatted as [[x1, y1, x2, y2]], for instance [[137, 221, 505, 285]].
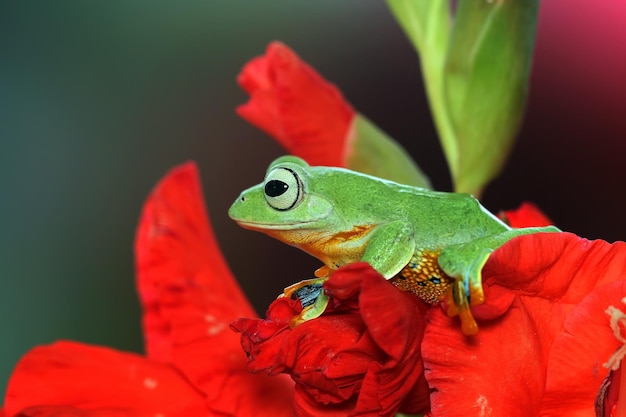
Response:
[[1, 1, 625, 395]]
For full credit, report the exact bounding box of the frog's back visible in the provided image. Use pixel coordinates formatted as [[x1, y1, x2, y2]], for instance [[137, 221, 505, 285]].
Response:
[[310, 165, 507, 249]]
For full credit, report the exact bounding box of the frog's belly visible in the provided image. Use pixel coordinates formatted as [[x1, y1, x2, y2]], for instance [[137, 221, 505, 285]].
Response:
[[391, 248, 453, 304]]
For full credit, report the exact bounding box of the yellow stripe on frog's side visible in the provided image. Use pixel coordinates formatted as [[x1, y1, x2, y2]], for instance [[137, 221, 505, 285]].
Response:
[[266, 224, 377, 272], [391, 248, 453, 304]]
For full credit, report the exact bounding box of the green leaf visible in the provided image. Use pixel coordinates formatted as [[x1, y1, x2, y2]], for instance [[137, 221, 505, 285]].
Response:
[[387, 0, 538, 197], [347, 114, 432, 189], [386, 0, 449, 54], [444, 0, 539, 195], [386, 0, 456, 188]]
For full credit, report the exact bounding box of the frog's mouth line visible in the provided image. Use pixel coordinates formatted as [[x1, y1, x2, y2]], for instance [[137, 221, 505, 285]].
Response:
[[234, 219, 319, 231]]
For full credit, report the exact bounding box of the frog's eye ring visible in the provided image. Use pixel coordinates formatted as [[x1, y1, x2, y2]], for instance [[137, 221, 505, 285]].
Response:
[[263, 167, 303, 211]]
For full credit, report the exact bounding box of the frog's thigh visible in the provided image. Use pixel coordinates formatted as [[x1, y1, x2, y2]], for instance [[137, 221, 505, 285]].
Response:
[[361, 220, 415, 278]]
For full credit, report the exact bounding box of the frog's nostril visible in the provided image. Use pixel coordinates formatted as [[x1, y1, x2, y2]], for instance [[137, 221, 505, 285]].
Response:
[[240, 196, 246, 202]]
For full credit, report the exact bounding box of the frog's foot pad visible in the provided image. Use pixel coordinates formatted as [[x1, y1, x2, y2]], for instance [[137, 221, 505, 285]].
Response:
[[281, 278, 329, 328], [444, 280, 479, 336]]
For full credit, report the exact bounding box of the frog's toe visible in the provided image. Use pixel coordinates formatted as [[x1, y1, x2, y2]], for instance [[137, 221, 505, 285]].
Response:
[[445, 279, 479, 335], [457, 305, 479, 335], [469, 284, 485, 305], [467, 274, 485, 306]]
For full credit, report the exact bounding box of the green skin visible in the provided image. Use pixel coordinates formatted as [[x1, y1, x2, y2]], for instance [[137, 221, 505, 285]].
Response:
[[229, 156, 558, 334]]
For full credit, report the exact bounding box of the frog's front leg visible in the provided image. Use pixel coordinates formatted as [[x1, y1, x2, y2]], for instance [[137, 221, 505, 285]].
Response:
[[438, 226, 560, 335], [281, 221, 415, 328], [360, 220, 416, 278]]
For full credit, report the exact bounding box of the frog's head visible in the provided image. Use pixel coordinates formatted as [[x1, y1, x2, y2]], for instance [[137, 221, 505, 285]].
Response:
[[228, 156, 334, 233]]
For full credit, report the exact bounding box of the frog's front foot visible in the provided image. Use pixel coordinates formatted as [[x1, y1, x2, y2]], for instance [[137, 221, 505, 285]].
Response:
[[282, 278, 329, 328]]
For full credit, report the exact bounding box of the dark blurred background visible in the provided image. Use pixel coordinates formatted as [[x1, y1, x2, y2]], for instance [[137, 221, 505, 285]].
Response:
[[1, 1, 625, 394]]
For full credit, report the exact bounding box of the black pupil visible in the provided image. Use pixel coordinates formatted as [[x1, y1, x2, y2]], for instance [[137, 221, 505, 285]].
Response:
[[265, 180, 288, 197]]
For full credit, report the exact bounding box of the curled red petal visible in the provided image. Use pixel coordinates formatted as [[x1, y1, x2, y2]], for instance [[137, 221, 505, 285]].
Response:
[[3, 341, 206, 417], [423, 232, 626, 416], [329, 265, 430, 415], [135, 162, 294, 416], [237, 41, 355, 167], [233, 263, 430, 417]]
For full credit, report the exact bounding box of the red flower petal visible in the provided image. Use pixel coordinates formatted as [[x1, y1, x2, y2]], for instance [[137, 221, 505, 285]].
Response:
[[10, 406, 135, 416], [2, 162, 297, 417], [135, 162, 294, 415], [3, 341, 207, 417], [501, 202, 554, 228], [232, 263, 430, 417], [136, 161, 254, 361], [325, 265, 431, 415], [237, 42, 355, 167], [422, 232, 626, 416], [540, 280, 626, 414], [485, 233, 626, 299], [12, 407, 139, 417]]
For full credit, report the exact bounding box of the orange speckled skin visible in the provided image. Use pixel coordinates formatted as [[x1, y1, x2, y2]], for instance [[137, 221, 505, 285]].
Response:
[[393, 249, 452, 304]]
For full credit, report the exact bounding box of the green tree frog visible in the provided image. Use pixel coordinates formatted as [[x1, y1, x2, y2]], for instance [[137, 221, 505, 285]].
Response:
[[229, 156, 559, 335]]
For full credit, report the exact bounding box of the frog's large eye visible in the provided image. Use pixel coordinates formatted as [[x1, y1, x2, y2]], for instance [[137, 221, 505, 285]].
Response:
[[263, 167, 303, 211]]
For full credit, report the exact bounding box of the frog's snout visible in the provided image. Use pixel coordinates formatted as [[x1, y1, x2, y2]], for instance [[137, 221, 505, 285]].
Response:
[[227, 193, 245, 221], [229, 186, 261, 223], [235, 194, 246, 204]]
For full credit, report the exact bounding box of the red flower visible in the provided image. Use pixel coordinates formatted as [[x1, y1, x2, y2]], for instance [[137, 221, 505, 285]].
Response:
[[2, 163, 294, 417], [599, 318, 626, 417], [3, 157, 625, 417], [237, 41, 355, 167], [237, 42, 432, 188], [231, 263, 430, 417], [231, 201, 626, 416]]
